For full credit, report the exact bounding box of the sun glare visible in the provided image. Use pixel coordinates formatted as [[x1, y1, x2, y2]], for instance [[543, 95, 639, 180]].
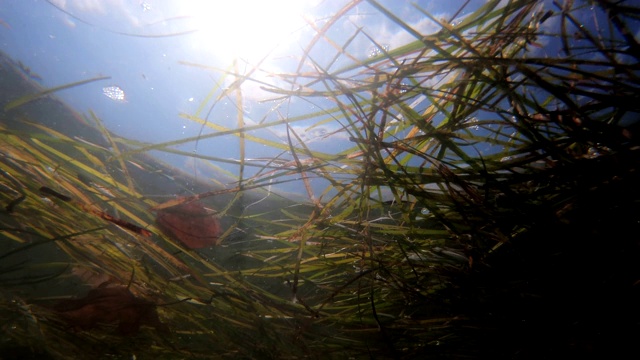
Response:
[[184, 1, 310, 64]]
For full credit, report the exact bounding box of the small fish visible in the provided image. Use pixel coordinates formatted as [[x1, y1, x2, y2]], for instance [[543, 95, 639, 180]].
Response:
[[39, 186, 152, 237]]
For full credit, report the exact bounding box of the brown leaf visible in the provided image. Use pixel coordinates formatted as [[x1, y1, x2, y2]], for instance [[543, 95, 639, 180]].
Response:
[[156, 201, 221, 249], [55, 285, 166, 335]]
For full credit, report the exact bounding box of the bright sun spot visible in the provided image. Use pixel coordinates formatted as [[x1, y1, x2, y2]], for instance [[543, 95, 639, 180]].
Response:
[[183, 1, 310, 64]]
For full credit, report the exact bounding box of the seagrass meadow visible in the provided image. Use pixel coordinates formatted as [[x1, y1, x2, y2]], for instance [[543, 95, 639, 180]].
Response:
[[1, 0, 640, 358]]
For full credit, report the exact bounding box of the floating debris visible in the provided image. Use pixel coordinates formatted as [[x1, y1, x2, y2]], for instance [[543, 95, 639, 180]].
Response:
[[102, 85, 126, 102]]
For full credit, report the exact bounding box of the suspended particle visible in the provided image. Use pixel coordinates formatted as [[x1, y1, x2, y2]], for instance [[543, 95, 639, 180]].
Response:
[[102, 85, 126, 102]]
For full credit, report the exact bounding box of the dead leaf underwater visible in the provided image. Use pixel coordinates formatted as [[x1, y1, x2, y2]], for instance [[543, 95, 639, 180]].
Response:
[[155, 200, 221, 249], [54, 284, 166, 335]]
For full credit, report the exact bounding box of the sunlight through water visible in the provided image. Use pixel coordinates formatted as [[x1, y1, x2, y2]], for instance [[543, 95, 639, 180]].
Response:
[[182, 0, 311, 64]]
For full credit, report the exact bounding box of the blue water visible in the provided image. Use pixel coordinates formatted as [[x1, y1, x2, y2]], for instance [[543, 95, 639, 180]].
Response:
[[0, 0, 621, 195], [0, 1, 497, 182]]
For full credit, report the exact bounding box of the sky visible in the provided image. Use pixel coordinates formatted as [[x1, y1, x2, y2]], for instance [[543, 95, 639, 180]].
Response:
[[0, 0, 609, 193]]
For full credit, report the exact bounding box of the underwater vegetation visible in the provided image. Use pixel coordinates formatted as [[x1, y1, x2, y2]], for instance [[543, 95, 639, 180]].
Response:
[[1, 0, 640, 359]]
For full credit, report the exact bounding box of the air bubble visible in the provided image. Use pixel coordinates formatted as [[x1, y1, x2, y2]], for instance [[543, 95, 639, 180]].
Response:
[[102, 85, 126, 102], [368, 44, 390, 58]]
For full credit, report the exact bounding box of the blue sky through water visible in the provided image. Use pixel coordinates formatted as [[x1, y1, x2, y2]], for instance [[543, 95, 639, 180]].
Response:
[[0, 0, 626, 193]]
